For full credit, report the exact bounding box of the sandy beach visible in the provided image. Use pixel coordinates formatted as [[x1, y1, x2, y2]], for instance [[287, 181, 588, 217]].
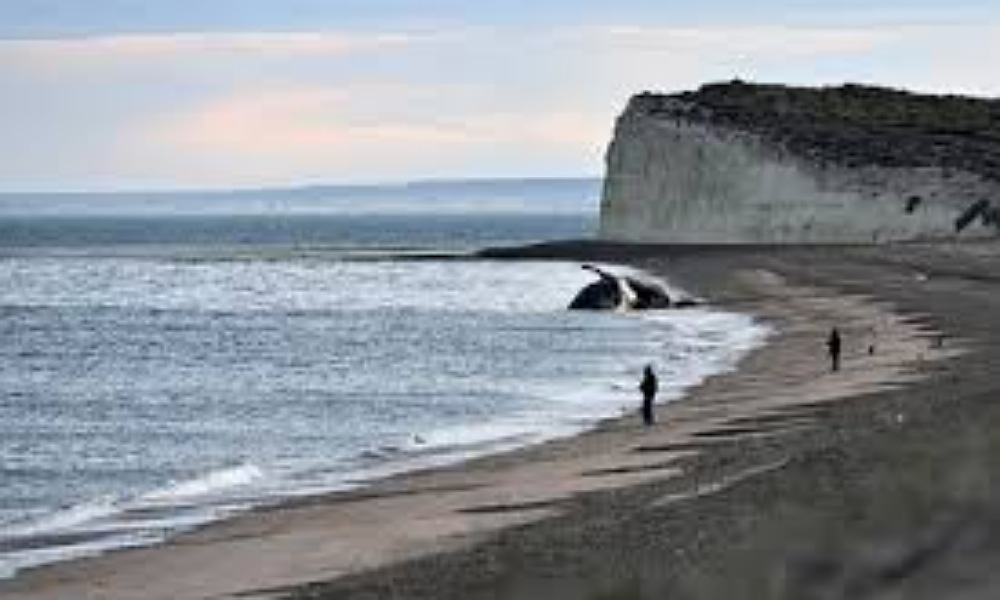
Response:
[[2, 241, 999, 599]]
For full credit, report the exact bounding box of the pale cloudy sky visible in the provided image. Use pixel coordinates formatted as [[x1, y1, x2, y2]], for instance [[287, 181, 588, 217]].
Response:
[[1, 1, 999, 191]]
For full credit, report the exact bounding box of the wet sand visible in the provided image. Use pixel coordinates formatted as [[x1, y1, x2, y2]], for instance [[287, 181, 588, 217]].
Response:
[[2, 242, 998, 599]]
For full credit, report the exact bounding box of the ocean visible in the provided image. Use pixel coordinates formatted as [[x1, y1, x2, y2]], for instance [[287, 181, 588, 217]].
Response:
[[0, 180, 767, 578]]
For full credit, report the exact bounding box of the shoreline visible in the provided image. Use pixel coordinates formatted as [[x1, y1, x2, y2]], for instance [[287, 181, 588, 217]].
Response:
[[0, 242, 979, 599], [0, 256, 757, 585]]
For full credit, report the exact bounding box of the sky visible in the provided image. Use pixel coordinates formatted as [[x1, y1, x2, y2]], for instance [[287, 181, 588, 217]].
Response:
[[1, 1, 999, 191]]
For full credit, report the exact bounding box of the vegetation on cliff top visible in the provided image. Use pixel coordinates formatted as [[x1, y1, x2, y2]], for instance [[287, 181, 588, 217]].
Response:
[[635, 81, 1000, 179]]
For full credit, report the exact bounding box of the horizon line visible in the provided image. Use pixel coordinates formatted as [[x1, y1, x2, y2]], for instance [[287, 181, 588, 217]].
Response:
[[0, 175, 604, 197]]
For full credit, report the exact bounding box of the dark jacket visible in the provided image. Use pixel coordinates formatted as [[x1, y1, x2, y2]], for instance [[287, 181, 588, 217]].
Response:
[[640, 368, 658, 398]]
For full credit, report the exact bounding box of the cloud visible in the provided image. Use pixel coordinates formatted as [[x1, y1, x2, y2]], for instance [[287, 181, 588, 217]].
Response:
[[582, 24, 908, 57], [146, 85, 471, 158], [152, 87, 351, 154], [3, 22, 1000, 189], [128, 83, 608, 185], [0, 23, 905, 79], [543, 23, 1000, 105], [0, 31, 444, 73]]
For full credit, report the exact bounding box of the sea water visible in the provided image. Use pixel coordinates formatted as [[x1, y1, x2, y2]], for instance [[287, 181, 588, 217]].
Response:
[[0, 183, 767, 578]]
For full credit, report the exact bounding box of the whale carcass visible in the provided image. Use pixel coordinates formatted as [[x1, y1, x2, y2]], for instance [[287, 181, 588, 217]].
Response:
[[568, 265, 681, 311]]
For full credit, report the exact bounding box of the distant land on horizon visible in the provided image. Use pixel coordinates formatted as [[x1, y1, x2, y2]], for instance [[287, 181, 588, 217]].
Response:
[[0, 177, 602, 217]]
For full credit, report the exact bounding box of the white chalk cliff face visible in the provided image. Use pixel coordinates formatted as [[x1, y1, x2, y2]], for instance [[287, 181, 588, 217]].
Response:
[[600, 97, 1000, 244]]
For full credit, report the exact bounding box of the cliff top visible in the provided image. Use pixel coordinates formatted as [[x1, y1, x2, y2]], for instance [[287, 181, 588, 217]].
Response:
[[631, 81, 1000, 179]]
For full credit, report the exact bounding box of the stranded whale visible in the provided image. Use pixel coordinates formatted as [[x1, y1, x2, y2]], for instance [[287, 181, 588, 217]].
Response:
[[569, 265, 687, 311]]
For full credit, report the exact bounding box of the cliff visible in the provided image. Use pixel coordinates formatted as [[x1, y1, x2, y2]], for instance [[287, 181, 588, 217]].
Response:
[[600, 82, 1000, 243]]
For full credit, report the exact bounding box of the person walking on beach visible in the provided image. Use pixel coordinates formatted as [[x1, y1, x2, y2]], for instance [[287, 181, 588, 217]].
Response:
[[827, 327, 842, 372], [639, 365, 658, 426]]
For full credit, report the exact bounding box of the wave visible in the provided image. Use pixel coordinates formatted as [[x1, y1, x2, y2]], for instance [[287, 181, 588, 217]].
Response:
[[0, 267, 769, 582], [0, 496, 119, 540], [0, 464, 268, 580], [140, 463, 264, 504]]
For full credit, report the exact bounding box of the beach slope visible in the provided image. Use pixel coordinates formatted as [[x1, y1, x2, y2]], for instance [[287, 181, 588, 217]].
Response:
[[4, 241, 1000, 599]]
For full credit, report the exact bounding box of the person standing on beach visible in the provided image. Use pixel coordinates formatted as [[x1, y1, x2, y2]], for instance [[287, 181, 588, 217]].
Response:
[[827, 327, 842, 372], [639, 365, 658, 426]]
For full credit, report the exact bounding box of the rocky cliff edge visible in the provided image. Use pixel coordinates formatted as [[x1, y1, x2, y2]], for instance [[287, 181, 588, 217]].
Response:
[[600, 81, 1000, 243]]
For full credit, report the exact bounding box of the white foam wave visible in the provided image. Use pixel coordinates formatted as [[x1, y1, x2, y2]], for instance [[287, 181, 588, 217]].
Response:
[[0, 532, 162, 581], [0, 496, 120, 539], [407, 420, 543, 453], [0, 268, 770, 583], [141, 463, 264, 504], [0, 465, 271, 580]]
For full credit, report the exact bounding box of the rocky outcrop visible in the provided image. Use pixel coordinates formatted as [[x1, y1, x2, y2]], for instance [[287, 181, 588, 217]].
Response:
[[601, 82, 1000, 244]]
